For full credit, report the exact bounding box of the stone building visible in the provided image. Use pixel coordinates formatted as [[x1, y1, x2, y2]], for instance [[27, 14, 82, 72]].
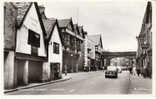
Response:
[[136, 1, 152, 78]]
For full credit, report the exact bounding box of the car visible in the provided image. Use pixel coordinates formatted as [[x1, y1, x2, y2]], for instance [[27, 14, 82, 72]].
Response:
[[121, 66, 128, 71], [105, 66, 118, 78], [117, 66, 122, 73]]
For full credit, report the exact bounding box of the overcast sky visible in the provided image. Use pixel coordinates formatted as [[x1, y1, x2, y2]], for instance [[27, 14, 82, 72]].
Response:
[[40, 0, 147, 52]]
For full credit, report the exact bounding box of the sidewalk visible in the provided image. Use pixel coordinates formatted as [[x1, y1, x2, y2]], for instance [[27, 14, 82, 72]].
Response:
[[128, 75, 152, 94], [4, 74, 71, 94]]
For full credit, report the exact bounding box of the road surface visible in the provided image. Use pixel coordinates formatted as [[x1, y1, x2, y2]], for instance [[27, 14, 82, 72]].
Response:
[[7, 71, 151, 95]]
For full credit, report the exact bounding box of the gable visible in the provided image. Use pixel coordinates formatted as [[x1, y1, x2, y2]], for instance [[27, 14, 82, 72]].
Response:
[[50, 25, 62, 45], [23, 3, 42, 33], [16, 3, 46, 57]]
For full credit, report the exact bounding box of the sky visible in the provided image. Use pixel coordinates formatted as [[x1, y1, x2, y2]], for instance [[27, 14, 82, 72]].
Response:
[[39, 0, 148, 52]]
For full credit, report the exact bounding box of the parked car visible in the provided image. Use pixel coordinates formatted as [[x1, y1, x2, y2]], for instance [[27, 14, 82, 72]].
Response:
[[117, 66, 122, 73], [121, 66, 128, 71], [105, 66, 118, 78]]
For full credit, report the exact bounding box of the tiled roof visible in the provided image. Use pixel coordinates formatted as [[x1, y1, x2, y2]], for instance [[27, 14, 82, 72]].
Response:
[[42, 18, 56, 39], [12, 2, 31, 26], [4, 2, 17, 50], [88, 34, 101, 45], [58, 19, 71, 28]]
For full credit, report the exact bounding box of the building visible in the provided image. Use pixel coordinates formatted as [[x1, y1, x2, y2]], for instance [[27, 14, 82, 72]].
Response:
[[42, 18, 63, 80], [4, 2, 48, 89], [136, 1, 152, 78], [57, 19, 86, 73], [40, 6, 63, 80], [87, 34, 103, 71], [84, 36, 96, 71], [4, 2, 18, 89]]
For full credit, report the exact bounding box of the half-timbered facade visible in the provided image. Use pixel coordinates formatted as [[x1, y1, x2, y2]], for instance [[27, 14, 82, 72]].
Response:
[[58, 19, 86, 73]]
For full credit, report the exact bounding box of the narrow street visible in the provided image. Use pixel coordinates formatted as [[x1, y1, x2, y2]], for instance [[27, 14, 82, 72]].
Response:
[[7, 71, 152, 95]]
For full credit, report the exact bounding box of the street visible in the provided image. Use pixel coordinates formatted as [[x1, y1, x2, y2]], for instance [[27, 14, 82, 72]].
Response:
[[6, 71, 152, 95]]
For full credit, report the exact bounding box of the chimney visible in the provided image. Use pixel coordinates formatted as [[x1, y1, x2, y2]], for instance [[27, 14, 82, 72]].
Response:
[[38, 5, 46, 19]]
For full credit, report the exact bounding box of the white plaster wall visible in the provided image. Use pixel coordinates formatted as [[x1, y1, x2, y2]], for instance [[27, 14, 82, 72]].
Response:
[[16, 3, 46, 57], [48, 26, 63, 72], [16, 26, 31, 54]]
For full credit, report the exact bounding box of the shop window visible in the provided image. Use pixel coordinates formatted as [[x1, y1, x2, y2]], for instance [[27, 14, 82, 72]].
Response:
[[53, 42, 59, 54]]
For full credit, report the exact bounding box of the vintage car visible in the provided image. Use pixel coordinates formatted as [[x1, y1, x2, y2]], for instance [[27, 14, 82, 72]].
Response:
[[105, 66, 118, 78]]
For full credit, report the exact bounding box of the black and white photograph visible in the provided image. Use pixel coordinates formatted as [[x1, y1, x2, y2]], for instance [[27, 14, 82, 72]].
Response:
[[1, 0, 156, 97]]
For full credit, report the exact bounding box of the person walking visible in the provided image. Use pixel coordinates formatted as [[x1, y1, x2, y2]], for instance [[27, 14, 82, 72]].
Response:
[[64, 64, 67, 76]]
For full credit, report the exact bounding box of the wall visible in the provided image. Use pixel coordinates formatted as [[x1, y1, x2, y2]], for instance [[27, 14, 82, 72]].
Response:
[[16, 3, 46, 57], [4, 3, 17, 50], [48, 25, 63, 73], [87, 38, 96, 59], [28, 61, 43, 82], [4, 51, 15, 89]]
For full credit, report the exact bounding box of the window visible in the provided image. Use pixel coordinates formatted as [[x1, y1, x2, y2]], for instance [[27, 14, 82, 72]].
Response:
[[28, 29, 40, 56], [28, 29, 40, 48], [53, 42, 59, 54], [95, 46, 98, 51]]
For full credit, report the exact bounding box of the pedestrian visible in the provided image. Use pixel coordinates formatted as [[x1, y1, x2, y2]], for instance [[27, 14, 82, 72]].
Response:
[[129, 67, 133, 74], [64, 64, 67, 76], [136, 69, 140, 77], [103, 67, 105, 72], [132, 66, 137, 76]]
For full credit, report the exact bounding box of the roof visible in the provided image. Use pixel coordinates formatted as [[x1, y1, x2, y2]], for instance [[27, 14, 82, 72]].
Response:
[[4, 2, 18, 50], [12, 2, 31, 27], [78, 26, 83, 33], [73, 24, 79, 34], [58, 19, 71, 28], [42, 18, 56, 39], [88, 34, 102, 46]]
